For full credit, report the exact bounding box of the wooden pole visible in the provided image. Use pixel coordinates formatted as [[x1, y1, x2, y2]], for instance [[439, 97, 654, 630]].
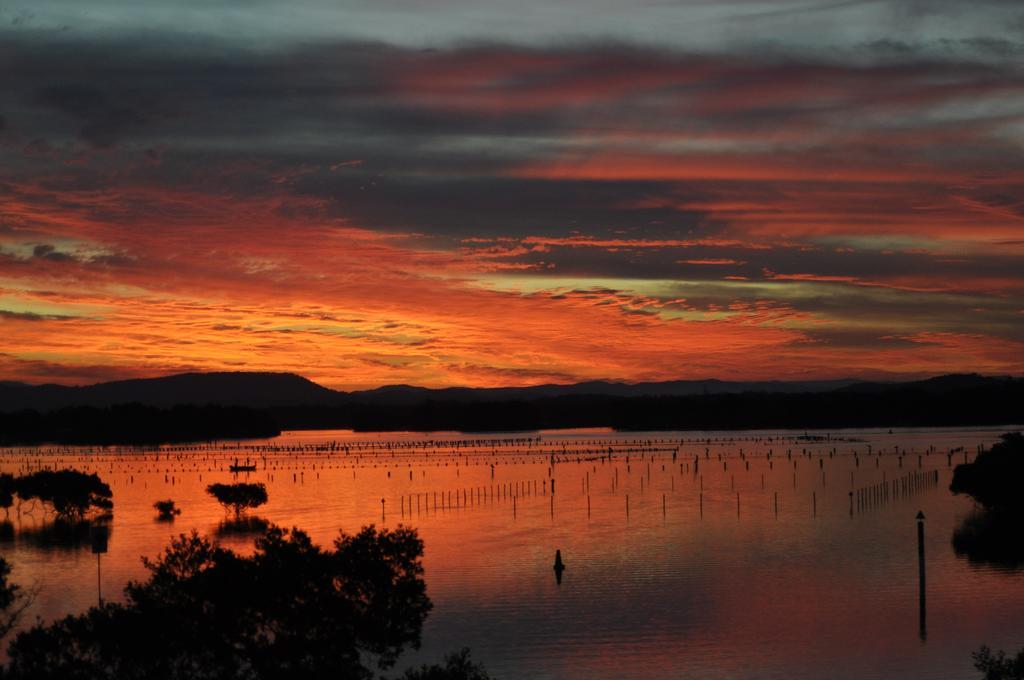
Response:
[[917, 511, 927, 640]]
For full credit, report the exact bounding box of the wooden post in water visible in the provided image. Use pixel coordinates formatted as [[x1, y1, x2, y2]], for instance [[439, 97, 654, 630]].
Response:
[[917, 511, 927, 640]]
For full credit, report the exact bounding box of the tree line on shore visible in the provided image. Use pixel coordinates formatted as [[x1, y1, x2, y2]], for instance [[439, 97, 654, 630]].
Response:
[[0, 404, 280, 446], [7, 379, 1022, 446], [273, 380, 1024, 432]]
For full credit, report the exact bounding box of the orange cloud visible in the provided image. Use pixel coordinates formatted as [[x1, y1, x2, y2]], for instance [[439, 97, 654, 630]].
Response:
[[1, 174, 1022, 388]]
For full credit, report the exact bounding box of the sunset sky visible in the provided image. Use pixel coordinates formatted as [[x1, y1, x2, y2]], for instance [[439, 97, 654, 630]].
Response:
[[1, 0, 1023, 389]]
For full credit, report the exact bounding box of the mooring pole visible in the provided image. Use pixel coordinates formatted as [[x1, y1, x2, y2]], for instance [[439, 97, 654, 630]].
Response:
[[90, 524, 108, 606], [917, 511, 926, 640]]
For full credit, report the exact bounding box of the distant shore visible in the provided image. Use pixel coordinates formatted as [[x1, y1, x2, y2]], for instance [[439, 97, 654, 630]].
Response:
[[1, 378, 1021, 445], [274, 385, 1024, 433], [0, 404, 280, 446]]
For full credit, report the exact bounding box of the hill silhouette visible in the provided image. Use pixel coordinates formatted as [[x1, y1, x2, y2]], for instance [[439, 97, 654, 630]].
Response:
[[0, 371, 909, 412], [345, 377, 863, 405], [0, 372, 337, 412]]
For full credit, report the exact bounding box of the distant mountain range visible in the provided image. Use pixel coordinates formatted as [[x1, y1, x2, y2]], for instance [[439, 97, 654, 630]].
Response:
[[0, 371, 1016, 413]]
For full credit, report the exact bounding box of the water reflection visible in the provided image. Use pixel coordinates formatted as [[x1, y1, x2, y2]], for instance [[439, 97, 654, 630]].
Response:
[[14, 516, 112, 553], [216, 516, 271, 537], [0, 427, 1020, 679], [952, 510, 1024, 570]]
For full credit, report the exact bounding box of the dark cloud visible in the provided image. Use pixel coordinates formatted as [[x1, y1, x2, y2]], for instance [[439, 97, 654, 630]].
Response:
[[3, 36, 1020, 161], [35, 84, 153, 148], [21, 138, 55, 157], [24, 243, 132, 267], [0, 309, 77, 321], [32, 243, 73, 261], [1, 35, 1020, 297], [299, 176, 712, 237]]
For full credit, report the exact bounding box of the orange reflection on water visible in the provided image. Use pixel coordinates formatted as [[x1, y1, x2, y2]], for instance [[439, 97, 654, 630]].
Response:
[[1, 427, 1021, 679]]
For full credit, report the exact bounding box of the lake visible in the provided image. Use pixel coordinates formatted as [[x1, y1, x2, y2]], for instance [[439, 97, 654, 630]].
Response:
[[1, 426, 1021, 679]]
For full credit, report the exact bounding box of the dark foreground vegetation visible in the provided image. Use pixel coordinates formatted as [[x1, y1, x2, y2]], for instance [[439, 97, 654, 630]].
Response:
[[950, 432, 1024, 570], [974, 646, 1024, 680], [0, 524, 490, 679], [951, 432, 1024, 512], [0, 558, 32, 641], [0, 404, 280, 445]]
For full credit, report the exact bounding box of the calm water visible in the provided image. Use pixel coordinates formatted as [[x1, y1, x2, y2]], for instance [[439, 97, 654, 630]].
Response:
[[1, 426, 1021, 679]]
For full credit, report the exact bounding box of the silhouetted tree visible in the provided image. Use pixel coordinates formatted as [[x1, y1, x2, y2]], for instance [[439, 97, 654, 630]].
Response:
[[401, 649, 492, 680], [153, 500, 181, 521], [0, 474, 14, 515], [951, 432, 1024, 511], [206, 483, 267, 518], [2, 524, 488, 679], [13, 470, 113, 521], [974, 646, 1024, 680], [0, 557, 32, 641]]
